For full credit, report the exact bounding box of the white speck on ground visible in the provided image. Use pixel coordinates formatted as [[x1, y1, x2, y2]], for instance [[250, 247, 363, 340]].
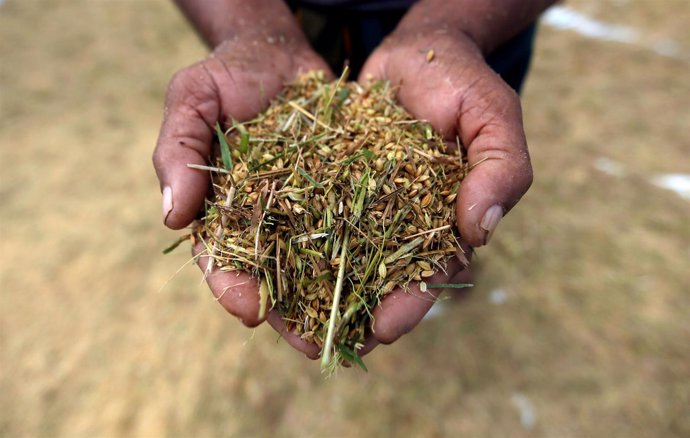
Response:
[[489, 288, 509, 305], [542, 6, 689, 62], [594, 158, 689, 201], [594, 157, 627, 177], [511, 393, 537, 430], [650, 174, 690, 200], [544, 6, 637, 43]]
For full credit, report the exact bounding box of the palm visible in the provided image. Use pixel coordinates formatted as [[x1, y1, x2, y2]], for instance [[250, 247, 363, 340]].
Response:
[[154, 41, 332, 350], [356, 30, 533, 344], [361, 30, 532, 246]]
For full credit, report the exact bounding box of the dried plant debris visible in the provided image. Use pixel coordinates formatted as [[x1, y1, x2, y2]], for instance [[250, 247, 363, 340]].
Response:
[[188, 70, 468, 371]]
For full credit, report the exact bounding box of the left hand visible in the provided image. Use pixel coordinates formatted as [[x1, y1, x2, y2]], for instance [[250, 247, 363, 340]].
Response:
[[354, 27, 533, 348]]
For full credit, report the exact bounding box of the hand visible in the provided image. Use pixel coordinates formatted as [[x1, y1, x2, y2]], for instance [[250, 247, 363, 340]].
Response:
[[356, 28, 533, 345], [153, 37, 332, 333]]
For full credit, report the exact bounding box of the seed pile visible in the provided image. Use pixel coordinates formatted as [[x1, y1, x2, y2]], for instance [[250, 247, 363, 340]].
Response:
[[193, 71, 467, 370]]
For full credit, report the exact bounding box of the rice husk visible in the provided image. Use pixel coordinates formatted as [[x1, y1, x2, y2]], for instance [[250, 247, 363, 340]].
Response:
[[193, 71, 468, 370]]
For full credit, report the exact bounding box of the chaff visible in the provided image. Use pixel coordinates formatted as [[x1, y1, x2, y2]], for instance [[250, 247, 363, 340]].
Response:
[[192, 72, 468, 371]]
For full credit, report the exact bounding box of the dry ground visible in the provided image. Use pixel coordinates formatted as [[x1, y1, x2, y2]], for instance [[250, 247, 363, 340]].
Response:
[[1, 1, 688, 437]]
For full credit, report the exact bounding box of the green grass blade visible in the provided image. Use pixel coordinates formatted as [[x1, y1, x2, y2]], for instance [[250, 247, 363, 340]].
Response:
[[337, 344, 368, 372], [235, 122, 250, 154], [215, 122, 233, 171], [297, 166, 324, 189], [162, 235, 189, 254], [427, 283, 474, 289]]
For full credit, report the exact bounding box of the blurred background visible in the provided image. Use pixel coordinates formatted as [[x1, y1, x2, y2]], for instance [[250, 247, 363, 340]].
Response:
[[1, 0, 688, 436]]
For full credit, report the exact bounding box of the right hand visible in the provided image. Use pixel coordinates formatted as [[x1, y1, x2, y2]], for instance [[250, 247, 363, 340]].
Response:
[[153, 37, 332, 341]]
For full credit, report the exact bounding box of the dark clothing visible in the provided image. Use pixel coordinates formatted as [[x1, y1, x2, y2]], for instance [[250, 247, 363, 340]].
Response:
[[296, 0, 415, 11], [297, 6, 408, 77], [485, 23, 537, 94], [291, 2, 537, 93]]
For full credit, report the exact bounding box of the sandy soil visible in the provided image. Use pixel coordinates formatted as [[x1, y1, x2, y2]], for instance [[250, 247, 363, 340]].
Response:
[[1, 0, 689, 437]]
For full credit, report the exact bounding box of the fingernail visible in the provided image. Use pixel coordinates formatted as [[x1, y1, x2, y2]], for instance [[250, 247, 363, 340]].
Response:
[[162, 186, 173, 224], [480, 204, 503, 245]]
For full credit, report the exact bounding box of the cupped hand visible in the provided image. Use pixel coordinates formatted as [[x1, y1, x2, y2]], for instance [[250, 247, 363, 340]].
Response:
[[355, 28, 533, 346], [153, 38, 332, 333], [154, 28, 532, 361]]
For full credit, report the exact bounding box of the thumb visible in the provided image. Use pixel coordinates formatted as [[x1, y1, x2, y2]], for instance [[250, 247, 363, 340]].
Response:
[[454, 76, 533, 247], [153, 63, 220, 230]]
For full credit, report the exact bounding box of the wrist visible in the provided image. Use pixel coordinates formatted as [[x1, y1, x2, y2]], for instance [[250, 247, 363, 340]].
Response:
[[208, 31, 330, 88], [211, 29, 313, 58], [207, 16, 310, 51], [380, 25, 485, 66], [390, 17, 489, 56], [392, 0, 555, 55], [175, 0, 308, 49]]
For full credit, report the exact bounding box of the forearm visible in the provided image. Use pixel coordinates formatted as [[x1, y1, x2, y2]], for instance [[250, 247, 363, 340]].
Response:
[[173, 0, 306, 48], [394, 0, 558, 54]]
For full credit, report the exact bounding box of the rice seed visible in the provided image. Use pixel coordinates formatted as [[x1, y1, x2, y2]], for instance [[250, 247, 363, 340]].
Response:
[[187, 71, 467, 372]]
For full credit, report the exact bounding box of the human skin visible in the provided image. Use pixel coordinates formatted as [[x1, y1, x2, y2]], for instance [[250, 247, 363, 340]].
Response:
[[152, 0, 555, 358], [359, 0, 556, 341]]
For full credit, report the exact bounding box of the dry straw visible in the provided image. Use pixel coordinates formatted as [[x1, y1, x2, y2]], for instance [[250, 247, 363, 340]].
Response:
[[184, 70, 468, 372]]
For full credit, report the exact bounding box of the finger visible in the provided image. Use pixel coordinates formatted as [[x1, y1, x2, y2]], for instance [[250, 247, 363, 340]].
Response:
[[358, 335, 380, 357], [193, 242, 266, 328], [153, 63, 220, 230], [266, 310, 321, 359], [454, 71, 533, 247], [266, 312, 379, 360], [358, 47, 388, 84], [372, 255, 473, 344]]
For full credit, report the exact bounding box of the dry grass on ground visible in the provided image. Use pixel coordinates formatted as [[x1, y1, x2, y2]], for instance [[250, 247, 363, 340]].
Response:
[[1, 0, 688, 437]]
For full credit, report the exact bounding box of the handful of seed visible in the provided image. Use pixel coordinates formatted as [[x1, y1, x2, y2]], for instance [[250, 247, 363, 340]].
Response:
[[192, 70, 468, 371]]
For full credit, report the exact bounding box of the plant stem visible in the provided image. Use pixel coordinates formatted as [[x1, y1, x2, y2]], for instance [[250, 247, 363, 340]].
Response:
[[321, 227, 350, 370]]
